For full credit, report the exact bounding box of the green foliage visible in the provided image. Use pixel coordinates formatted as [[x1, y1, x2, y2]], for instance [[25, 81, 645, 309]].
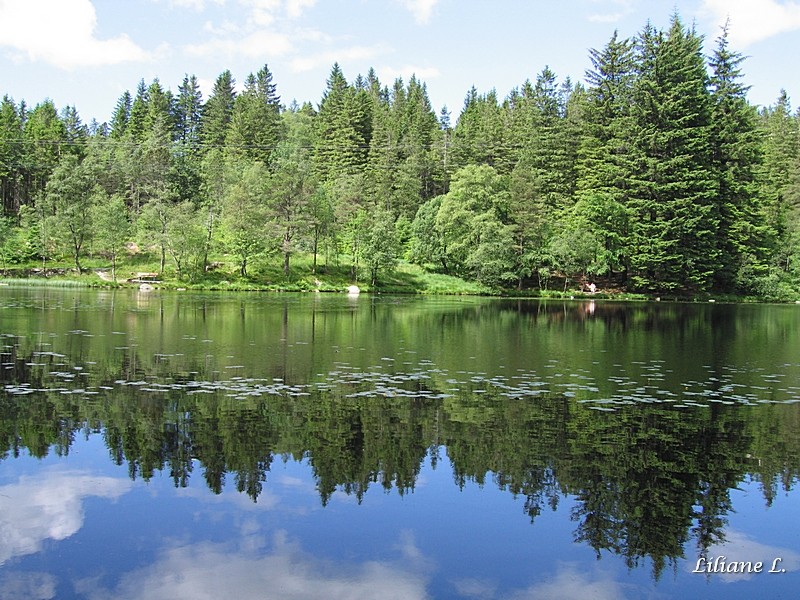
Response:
[[627, 16, 717, 292], [0, 11, 798, 298], [91, 192, 131, 281], [44, 153, 96, 273], [358, 205, 401, 285], [165, 201, 206, 280], [220, 160, 268, 277]]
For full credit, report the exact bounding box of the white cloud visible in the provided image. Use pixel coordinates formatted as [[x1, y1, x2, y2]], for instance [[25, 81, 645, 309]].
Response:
[[184, 0, 317, 61], [0, 571, 57, 600], [378, 64, 441, 83], [701, 0, 800, 46], [290, 44, 389, 72], [451, 563, 633, 600], [285, 0, 317, 19], [240, 0, 315, 24], [84, 530, 431, 600], [586, 0, 636, 24], [587, 12, 627, 23], [185, 29, 294, 58], [399, 0, 439, 24], [0, 470, 133, 565], [689, 529, 800, 582], [0, 0, 149, 68], [167, 0, 226, 9]]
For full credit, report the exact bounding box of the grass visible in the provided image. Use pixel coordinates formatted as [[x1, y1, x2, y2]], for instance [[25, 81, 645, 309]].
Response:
[[1, 251, 792, 302]]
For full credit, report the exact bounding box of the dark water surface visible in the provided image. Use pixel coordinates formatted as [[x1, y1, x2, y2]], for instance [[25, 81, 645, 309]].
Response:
[[1, 287, 799, 599]]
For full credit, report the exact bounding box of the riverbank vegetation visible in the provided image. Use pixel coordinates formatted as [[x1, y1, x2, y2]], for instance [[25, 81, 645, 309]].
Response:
[[1, 13, 799, 298]]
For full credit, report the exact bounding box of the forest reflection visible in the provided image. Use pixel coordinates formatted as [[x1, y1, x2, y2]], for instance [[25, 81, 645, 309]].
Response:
[[2, 359, 799, 578], [2, 291, 800, 579]]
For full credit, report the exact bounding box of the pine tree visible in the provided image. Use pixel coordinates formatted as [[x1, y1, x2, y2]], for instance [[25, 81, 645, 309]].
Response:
[[172, 75, 204, 204], [450, 88, 508, 172], [0, 95, 24, 213], [627, 16, 717, 291], [708, 23, 767, 291], [313, 64, 372, 181], [575, 31, 637, 278], [758, 92, 800, 281], [227, 64, 283, 164], [60, 105, 88, 159], [22, 99, 67, 202], [126, 80, 149, 144], [200, 70, 236, 150], [175, 74, 203, 147], [109, 91, 132, 140]]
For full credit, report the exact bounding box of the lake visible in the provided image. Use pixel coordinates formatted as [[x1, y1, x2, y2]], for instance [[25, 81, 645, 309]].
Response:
[[1, 287, 799, 599]]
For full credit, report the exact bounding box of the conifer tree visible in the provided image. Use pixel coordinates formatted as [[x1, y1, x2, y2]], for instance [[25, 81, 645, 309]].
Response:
[[708, 23, 767, 291], [0, 95, 24, 213], [172, 75, 204, 205], [314, 63, 369, 181], [227, 64, 283, 164], [628, 16, 717, 291], [200, 70, 236, 150], [109, 91, 132, 140], [575, 31, 637, 278], [22, 99, 67, 202]]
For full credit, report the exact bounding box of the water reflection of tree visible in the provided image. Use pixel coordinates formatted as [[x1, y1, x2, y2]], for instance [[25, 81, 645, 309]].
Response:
[[566, 404, 750, 579], [2, 360, 800, 579]]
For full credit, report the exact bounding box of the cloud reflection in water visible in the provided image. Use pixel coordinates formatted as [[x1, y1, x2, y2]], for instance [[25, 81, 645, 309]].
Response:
[[80, 530, 430, 600], [0, 470, 132, 565]]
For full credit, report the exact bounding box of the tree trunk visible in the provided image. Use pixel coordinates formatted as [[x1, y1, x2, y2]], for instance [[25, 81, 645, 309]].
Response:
[[312, 230, 319, 274], [74, 246, 82, 274]]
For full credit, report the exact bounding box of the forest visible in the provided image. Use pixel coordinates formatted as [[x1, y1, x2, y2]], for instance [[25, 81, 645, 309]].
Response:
[[1, 13, 799, 297]]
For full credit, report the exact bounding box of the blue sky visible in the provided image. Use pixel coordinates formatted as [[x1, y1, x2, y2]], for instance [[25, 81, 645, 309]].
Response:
[[1, 0, 799, 125]]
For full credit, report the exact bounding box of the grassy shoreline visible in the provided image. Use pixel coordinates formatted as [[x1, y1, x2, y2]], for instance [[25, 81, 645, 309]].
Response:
[[0, 261, 784, 304]]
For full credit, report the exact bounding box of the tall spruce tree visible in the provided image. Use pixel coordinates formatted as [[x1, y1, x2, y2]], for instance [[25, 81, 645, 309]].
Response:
[[22, 99, 67, 203], [200, 70, 236, 150], [628, 16, 717, 291], [227, 64, 283, 164], [575, 31, 637, 278], [0, 95, 24, 213], [708, 23, 767, 291], [109, 91, 132, 140], [313, 64, 371, 181]]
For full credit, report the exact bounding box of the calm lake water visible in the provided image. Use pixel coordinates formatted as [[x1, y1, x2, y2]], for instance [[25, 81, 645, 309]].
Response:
[[1, 286, 799, 599]]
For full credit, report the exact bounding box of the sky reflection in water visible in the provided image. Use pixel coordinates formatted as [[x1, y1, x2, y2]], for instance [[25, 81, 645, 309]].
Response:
[[1, 289, 800, 599]]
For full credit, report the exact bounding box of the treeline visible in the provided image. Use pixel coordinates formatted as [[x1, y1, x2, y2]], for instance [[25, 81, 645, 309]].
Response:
[[1, 13, 799, 295]]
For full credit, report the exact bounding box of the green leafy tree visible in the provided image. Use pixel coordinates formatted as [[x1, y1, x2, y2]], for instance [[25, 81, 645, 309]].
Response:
[[220, 160, 268, 277], [435, 164, 509, 278], [409, 195, 447, 271], [358, 205, 401, 285], [92, 192, 131, 281], [164, 201, 206, 280], [548, 219, 603, 290], [44, 154, 96, 272]]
